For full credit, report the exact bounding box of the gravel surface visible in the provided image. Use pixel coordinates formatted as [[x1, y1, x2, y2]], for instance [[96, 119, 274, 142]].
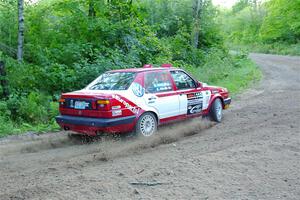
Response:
[[0, 53, 299, 200]]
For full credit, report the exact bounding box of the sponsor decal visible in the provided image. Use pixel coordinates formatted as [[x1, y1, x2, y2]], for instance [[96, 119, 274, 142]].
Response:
[[112, 105, 121, 110], [132, 82, 145, 97], [212, 89, 218, 94], [153, 82, 172, 92], [112, 94, 140, 114], [188, 105, 202, 114], [187, 93, 195, 99], [187, 92, 203, 115], [188, 99, 202, 105], [112, 110, 122, 116]]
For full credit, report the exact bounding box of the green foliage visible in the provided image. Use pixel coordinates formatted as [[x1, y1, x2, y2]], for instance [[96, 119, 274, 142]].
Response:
[[0, 101, 11, 118], [219, 0, 265, 44], [231, 42, 300, 56], [184, 49, 262, 95], [0, 115, 16, 136], [0, 100, 16, 136], [220, 0, 300, 54], [0, 92, 60, 136], [260, 0, 300, 42], [1, 0, 228, 96], [18, 92, 50, 123], [8, 92, 59, 124]]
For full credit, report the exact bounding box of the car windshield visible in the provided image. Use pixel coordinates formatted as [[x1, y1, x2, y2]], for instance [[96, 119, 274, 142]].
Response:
[[87, 72, 136, 90]]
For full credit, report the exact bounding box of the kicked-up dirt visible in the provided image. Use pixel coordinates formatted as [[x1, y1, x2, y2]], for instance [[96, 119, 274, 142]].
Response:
[[0, 53, 299, 200]]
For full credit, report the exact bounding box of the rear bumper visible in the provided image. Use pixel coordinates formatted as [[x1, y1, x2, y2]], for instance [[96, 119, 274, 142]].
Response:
[[55, 115, 136, 135], [55, 115, 136, 127]]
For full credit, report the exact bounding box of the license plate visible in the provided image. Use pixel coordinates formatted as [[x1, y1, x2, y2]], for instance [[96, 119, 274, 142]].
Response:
[[74, 101, 86, 109]]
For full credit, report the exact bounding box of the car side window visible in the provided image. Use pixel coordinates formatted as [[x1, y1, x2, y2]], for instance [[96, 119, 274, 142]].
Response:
[[145, 71, 173, 93], [170, 70, 196, 90]]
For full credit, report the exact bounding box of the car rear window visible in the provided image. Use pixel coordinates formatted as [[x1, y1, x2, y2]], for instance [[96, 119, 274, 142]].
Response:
[[87, 72, 136, 90]]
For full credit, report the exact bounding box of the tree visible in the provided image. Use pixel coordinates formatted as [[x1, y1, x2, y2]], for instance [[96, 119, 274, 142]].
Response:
[[0, 0, 18, 57], [191, 0, 203, 48], [0, 61, 9, 99], [17, 0, 24, 62], [259, 0, 300, 42], [88, 0, 96, 17], [220, 0, 265, 44]]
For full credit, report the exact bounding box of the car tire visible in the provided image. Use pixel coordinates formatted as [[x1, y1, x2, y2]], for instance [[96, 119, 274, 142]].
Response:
[[135, 112, 157, 137], [209, 98, 223, 122], [67, 133, 84, 143]]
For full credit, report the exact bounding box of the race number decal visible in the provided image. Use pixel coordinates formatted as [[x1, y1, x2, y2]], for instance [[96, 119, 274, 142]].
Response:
[[187, 92, 203, 115]]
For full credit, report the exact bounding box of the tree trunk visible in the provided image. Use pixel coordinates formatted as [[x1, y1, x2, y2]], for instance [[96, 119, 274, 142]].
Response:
[[191, 0, 202, 48], [17, 0, 24, 62], [0, 61, 9, 99], [88, 0, 96, 17], [253, 0, 257, 11]]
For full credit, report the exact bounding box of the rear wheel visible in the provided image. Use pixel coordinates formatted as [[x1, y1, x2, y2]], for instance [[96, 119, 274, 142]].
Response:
[[209, 98, 223, 122], [67, 133, 85, 143], [135, 112, 157, 137]]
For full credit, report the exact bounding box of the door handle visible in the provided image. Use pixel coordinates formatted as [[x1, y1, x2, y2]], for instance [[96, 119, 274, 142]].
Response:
[[148, 96, 157, 100]]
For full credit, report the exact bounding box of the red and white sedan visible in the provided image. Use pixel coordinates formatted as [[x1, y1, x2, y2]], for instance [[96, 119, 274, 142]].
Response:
[[56, 64, 231, 137]]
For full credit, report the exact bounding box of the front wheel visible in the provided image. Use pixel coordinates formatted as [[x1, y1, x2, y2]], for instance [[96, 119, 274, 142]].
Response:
[[135, 112, 157, 137], [209, 98, 223, 122]]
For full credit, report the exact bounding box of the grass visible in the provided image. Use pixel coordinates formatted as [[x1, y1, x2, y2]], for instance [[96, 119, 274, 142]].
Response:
[[209, 58, 262, 96], [0, 119, 60, 138], [230, 42, 300, 56], [0, 100, 60, 138], [185, 52, 262, 96]]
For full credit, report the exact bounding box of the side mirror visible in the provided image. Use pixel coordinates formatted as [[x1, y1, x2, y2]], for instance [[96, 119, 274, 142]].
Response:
[[196, 81, 202, 88]]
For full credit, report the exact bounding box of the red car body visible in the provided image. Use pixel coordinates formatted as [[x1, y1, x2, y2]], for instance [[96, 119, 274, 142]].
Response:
[[56, 64, 231, 136]]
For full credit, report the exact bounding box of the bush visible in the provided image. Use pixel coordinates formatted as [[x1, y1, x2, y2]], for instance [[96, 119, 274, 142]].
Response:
[[0, 101, 11, 118], [0, 101, 16, 136], [18, 92, 52, 124], [0, 116, 15, 136], [0, 92, 60, 137], [183, 49, 262, 95]]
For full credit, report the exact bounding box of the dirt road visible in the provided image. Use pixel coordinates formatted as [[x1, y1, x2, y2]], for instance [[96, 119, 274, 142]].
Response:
[[0, 53, 299, 200]]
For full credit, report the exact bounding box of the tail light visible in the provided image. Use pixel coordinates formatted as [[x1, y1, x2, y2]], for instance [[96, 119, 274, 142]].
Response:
[[59, 98, 65, 107], [96, 99, 111, 111]]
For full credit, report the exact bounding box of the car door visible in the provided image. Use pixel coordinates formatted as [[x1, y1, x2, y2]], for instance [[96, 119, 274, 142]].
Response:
[[170, 70, 205, 116], [143, 70, 180, 120]]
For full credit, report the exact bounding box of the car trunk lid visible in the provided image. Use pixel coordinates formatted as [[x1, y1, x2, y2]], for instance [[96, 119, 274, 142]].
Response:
[[59, 90, 112, 118]]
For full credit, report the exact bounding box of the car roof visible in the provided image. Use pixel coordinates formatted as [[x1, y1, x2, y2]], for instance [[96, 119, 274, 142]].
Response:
[[108, 67, 179, 73]]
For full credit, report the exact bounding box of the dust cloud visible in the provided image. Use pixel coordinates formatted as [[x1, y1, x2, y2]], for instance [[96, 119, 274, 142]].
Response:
[[93, 118, 214, 161], [0, 118, 214, 160]]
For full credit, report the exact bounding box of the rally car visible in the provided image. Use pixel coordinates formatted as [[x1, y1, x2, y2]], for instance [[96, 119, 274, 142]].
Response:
[[55, 64, 231, 137]]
